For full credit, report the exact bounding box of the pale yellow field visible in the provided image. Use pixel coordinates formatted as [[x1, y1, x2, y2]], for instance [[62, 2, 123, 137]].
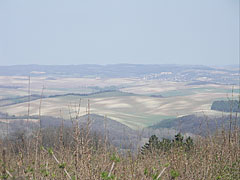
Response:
[[0, 76, 236, 129]]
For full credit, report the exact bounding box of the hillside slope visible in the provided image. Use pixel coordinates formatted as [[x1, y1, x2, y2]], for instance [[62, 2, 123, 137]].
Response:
[[150, 114, 240, 135]]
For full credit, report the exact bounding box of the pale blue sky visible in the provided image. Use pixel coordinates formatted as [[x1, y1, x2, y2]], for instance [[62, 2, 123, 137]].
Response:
[[0, 0, 239, 66]]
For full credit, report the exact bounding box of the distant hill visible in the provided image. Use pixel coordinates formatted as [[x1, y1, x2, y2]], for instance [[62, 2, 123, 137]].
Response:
[[39, 114, 194, 148], [150, 114, 240, 135], [0, 64, 215, 77], [0, 64, 237, 84], [0, 112, 190, 149], [40, 114, 138, 149], [0, 64, 213, 77], [211, 100, 240, 112]]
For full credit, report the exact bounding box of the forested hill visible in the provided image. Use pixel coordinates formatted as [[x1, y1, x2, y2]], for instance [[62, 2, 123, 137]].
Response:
[[150, 114, 240, 135], [211, 100, 240, 112]]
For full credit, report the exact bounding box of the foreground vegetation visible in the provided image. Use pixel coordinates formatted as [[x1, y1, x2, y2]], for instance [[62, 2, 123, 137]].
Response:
[[0, 120, 239, 180]]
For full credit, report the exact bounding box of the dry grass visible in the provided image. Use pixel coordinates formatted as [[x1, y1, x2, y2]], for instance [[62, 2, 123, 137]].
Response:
[[0, 123, 239, 180]]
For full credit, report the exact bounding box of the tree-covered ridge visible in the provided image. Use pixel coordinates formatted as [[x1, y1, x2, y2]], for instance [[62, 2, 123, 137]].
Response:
[[211, 100, 240, 112]]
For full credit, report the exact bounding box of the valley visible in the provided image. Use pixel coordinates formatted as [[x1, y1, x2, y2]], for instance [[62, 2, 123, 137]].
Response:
[[0, 64, 238, 130]]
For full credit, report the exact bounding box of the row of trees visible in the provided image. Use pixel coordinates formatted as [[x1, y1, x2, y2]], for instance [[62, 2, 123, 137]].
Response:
[[141, 133, 194, 154]]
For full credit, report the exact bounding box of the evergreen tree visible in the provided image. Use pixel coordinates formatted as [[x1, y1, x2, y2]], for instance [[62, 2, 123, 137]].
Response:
[[141, 133, 194, 154], [141, 135, 159, 154], [185, 136, 194, 151]]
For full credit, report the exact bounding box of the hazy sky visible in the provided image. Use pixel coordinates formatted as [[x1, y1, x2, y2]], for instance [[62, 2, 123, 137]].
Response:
[[0, 0, 239, 66]]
